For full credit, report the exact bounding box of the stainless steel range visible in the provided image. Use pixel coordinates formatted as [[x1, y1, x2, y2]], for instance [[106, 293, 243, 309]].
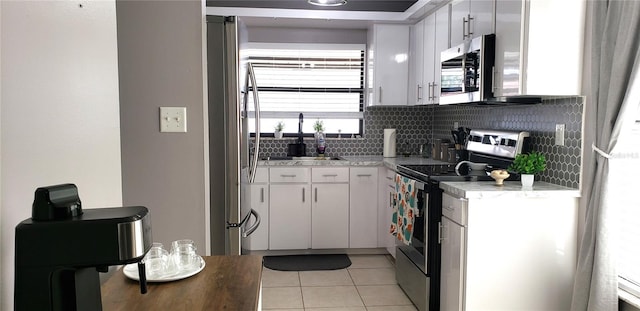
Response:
[[394, 129, 530, 311]]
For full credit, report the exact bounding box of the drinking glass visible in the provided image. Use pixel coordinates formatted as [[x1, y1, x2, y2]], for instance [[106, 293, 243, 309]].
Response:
[[171, 239, 198, 271], [145, 243, 170, 278]]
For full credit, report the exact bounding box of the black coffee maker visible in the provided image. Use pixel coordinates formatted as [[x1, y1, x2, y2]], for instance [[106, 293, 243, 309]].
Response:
[[14, 184, 153, 311]]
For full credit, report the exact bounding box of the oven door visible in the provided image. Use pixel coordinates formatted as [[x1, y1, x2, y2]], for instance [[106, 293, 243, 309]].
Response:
[[395, 173, 429, 275]]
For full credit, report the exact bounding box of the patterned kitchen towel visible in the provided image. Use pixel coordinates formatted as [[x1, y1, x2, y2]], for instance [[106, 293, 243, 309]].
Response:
[[389, 174, 417, 245]]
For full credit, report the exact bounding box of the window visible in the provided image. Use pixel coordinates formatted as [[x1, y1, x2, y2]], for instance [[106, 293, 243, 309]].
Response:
[[614, 107, 640, 298], [246, 43, 365, 137]]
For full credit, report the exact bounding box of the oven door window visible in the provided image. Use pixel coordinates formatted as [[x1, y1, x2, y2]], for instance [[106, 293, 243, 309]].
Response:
[[411, 189, 427, 257]]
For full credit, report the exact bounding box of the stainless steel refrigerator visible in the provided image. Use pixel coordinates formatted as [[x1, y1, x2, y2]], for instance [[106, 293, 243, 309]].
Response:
[[206, 15, 261, 255]]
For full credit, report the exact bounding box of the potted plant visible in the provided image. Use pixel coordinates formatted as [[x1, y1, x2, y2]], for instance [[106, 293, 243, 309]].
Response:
[[274, 121, 285, 139], [313, 119, 324, 133], [508, 151, 546, 187]]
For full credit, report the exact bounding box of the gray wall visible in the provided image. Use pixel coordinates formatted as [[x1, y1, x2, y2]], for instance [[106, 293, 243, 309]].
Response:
[[116, 1, 207, 253], [248, 26, 367, 44]]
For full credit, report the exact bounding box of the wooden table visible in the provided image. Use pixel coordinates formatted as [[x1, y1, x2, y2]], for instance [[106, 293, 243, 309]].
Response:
[[101, 255, 263, 311]]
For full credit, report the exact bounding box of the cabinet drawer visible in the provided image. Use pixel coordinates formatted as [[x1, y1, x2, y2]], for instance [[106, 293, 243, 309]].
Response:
[[311, 167, 349, 183], [269, 167, 310, 183], [442, 192, 467, 226], [254, 167, 269, 183]]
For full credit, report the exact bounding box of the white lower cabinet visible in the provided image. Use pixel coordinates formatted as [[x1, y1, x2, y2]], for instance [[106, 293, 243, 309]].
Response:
[[378, 167, 397, 257], [269, 167, 311, 250], [439, 191, 578, 310], [439, 215, 465, 311], [312, 183, 349, 249], [245, 167, 269, 250], [311, 167, 349, 249], [349, 167, 379, 248]]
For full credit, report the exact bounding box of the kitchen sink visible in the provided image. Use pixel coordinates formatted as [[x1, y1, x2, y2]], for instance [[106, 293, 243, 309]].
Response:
[[260, 156, 346, 161]]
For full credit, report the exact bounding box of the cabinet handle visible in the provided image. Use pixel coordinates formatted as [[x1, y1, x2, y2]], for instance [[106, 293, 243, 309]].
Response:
[[386, 176, 393, 180], [357, 174, 372, 177], [491, 66, 497, 92], [302, 188, 305, 202], [417, 84, 422, 100], [281, 174, 297, 178], [467, 14, 474, 37], [443, 205, 454, 211], [378, 86, 382, 103], [260, 187, 264, 203], [462, 17, 468, 39], [432, 82, 438, 101], [438, 222, 443, 244], [315, 187, 318, 202], [389, 192, 392, 207], [322, 174, 338, 177]]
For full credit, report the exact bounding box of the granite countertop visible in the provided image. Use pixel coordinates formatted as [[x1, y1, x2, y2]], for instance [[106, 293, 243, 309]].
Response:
[[258, 155, 452, 169], [440, 181, 581, 199]]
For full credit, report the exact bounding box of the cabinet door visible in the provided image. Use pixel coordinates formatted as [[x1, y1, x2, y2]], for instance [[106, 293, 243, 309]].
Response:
[[494, 0, 522, 97], [469, 0, 495, 38], [378, 167, 397, 256], [349, 167, 379, 248], [269, 184, 311, 250], [371, 24, 410, 106], [450, 0, 470, 45], [312, 183, 349, 249], [422, 14, 436, 104], [440, 216, 466, 311], [433, 5, 450, 103], [451, 0, 494, 46], [245, 183, 269, 250], [409, 20, 425, 106]]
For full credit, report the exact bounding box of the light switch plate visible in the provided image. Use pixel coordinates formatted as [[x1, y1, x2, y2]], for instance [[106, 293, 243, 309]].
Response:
[[160, 107, 187, 133], [555, 124, 565, 146]]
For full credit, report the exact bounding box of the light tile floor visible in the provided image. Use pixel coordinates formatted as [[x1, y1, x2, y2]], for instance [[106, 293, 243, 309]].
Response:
[[261, 254, 417, 311]]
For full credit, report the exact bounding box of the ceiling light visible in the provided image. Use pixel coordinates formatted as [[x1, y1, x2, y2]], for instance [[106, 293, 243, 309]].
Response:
[[308, 0, 347, 7]]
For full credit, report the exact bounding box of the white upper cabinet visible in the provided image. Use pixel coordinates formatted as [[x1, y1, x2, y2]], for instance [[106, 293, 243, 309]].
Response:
[[494, 0, 585, 97], [450, 0, 495, 46], [367, 24, 410, 106], [426, 5, 450, 104], [408, 20, 426, 106], [408, 5, 449, 106]]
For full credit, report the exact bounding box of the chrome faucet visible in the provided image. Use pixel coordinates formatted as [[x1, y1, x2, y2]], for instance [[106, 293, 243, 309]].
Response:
[[298, 113, 304, 144]]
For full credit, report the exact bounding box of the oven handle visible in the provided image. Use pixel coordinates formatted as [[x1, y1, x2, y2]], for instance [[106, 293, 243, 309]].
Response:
[[396, 171, 426, 191]]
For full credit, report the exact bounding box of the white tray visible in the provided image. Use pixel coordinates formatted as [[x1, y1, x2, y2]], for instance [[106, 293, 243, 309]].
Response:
[[123, 256, 205, 282]]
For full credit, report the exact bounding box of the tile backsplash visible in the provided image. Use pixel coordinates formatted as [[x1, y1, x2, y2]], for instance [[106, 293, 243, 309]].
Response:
[[255, 96, 583, 188]]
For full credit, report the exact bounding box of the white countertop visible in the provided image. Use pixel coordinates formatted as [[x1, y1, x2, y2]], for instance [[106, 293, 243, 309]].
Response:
[[440, 180, 581, 199], [257, 155, 452, 168]]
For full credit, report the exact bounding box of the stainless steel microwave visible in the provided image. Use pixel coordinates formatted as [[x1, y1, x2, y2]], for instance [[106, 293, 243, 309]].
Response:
[[439, 34, 495, 105]]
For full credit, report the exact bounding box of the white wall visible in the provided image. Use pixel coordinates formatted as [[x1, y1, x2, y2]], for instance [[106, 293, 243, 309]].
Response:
[[0, 1, 122, 309]]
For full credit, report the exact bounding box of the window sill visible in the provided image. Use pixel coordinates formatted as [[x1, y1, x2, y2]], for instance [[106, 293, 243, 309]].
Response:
[[619, 278, 640, 309]]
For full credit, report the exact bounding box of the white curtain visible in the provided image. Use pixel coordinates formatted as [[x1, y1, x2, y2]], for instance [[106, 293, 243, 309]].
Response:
[[571, 1, 640, 310]]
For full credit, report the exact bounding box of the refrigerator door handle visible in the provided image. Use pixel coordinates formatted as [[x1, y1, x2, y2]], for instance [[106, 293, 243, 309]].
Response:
[[247, 62, 261, 183], [242, 209, 261, 238]]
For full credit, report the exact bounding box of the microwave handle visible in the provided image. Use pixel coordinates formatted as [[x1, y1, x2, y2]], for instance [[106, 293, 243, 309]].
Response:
[[431, 82, 438, 102]]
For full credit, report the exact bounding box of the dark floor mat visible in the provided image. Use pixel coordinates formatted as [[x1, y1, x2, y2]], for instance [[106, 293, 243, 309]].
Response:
[[263, 254, 352, 271]]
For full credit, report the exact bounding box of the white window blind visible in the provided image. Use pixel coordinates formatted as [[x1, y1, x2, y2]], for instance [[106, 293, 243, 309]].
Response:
[[614, 115, 640, 297], [246, 46, 364, 135]]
